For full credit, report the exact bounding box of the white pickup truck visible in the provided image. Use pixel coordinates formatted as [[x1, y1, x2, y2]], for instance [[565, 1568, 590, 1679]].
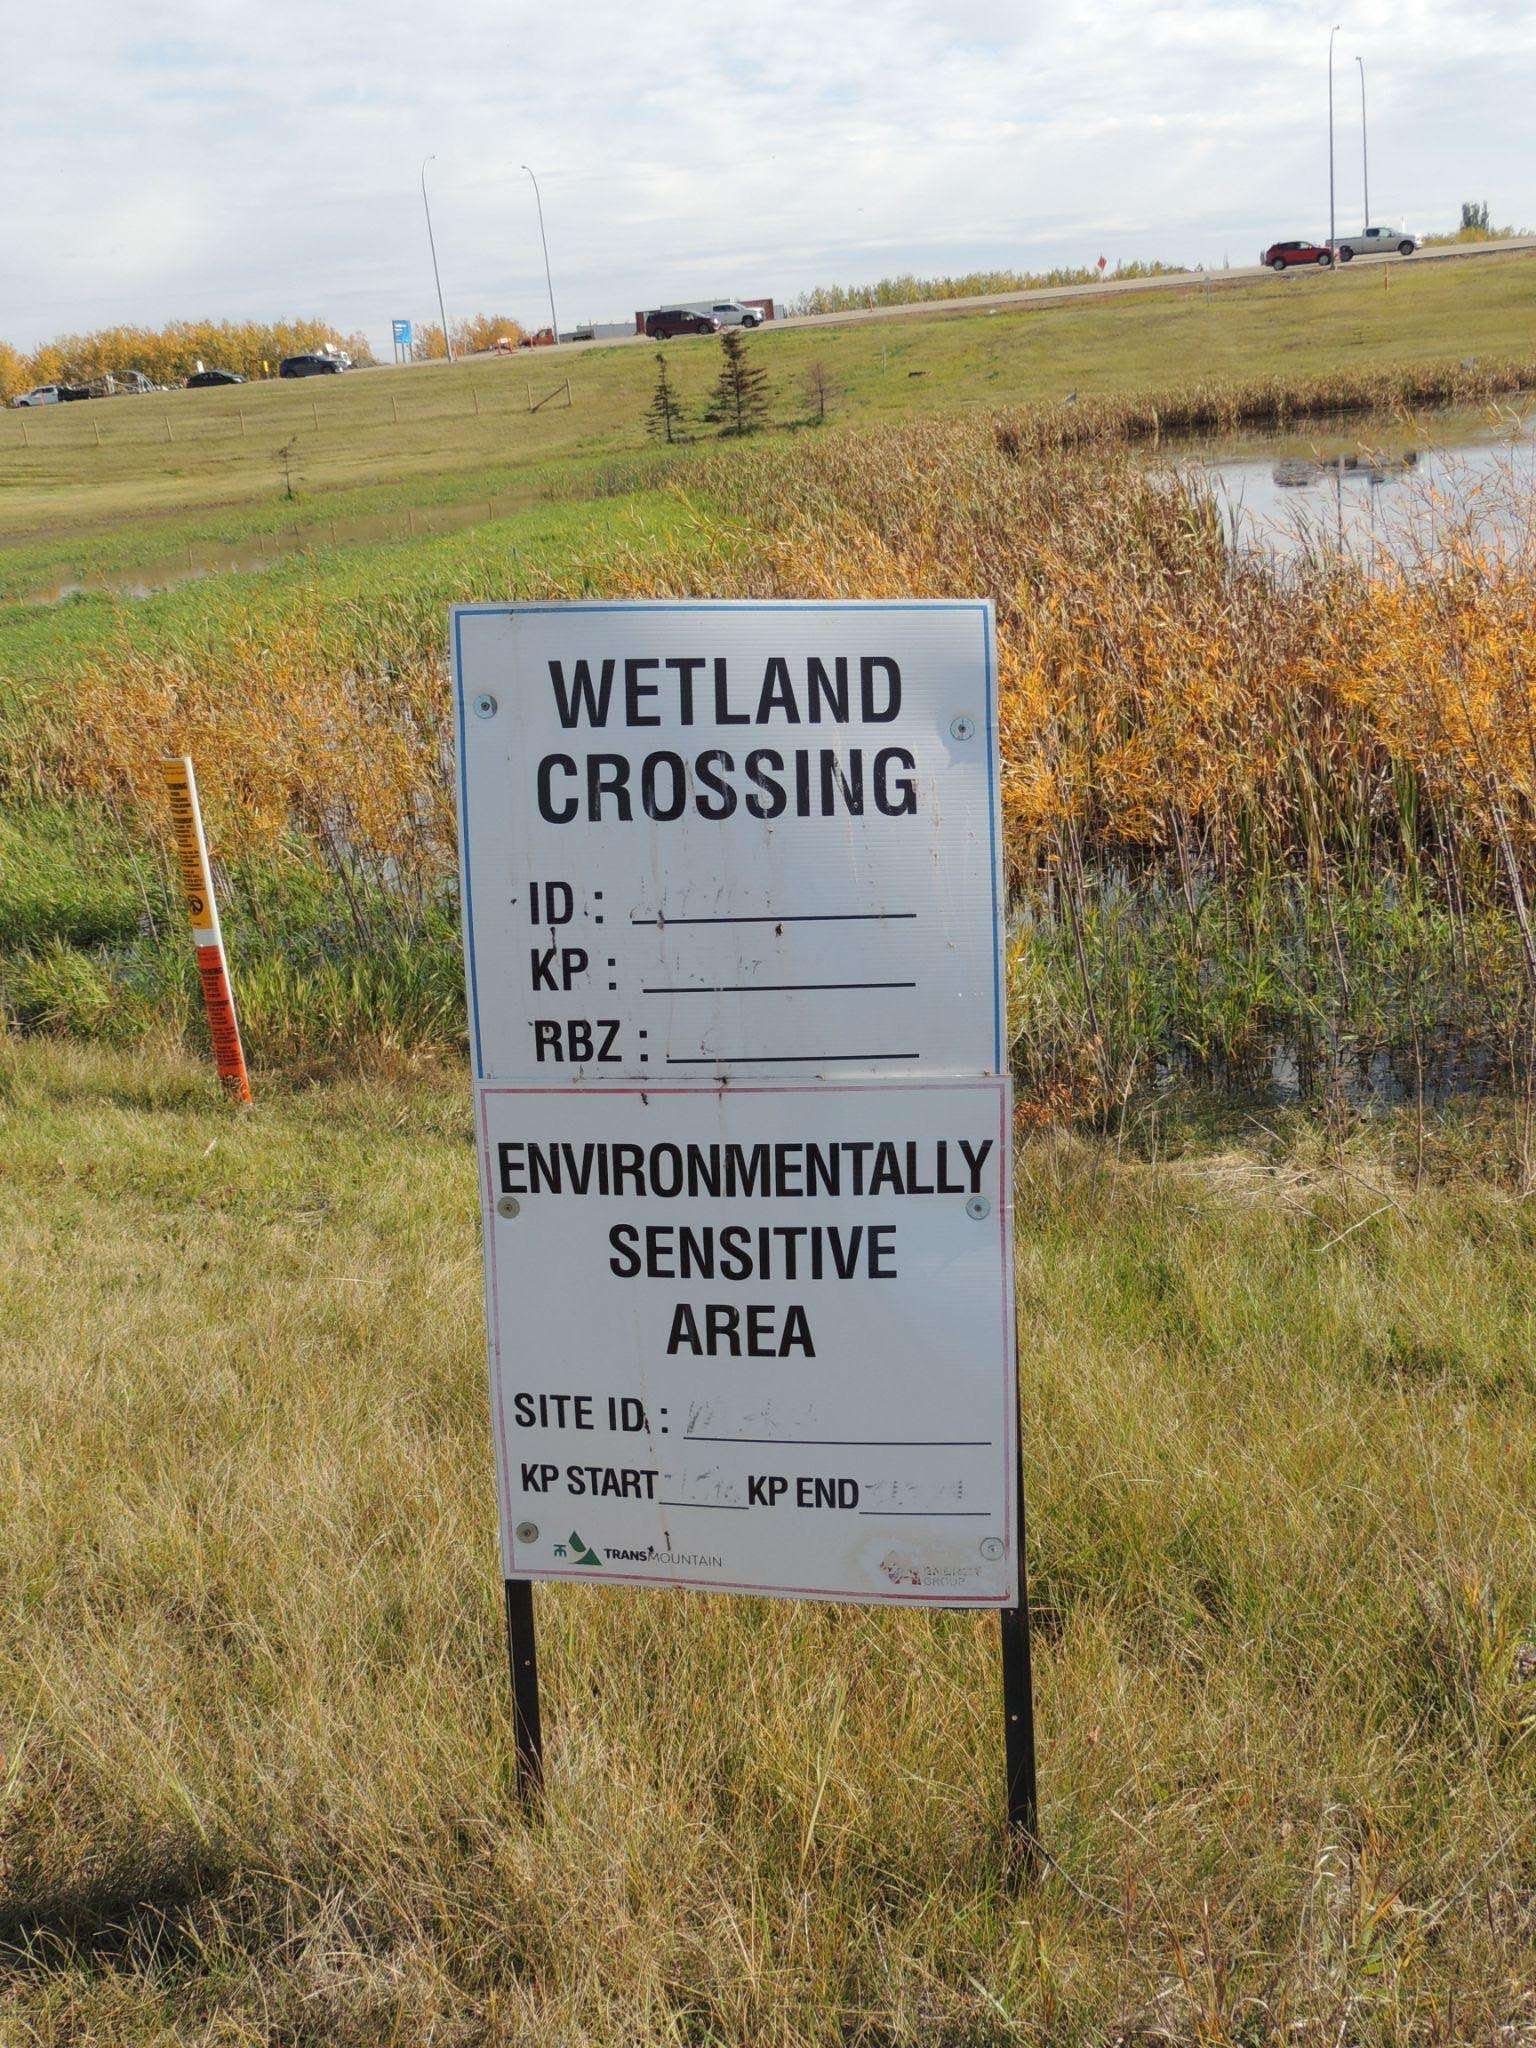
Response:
[[1331, 226, 1419, 262]]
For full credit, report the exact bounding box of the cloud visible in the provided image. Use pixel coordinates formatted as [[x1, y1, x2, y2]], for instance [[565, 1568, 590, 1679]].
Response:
[[3, 0, 1530, 353]]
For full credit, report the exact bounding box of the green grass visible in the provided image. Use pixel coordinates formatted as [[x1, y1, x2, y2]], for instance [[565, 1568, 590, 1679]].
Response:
[[0, 484, 710, 697], [4, 249, 1534, 596], [1, 1039, 1532, 2043]]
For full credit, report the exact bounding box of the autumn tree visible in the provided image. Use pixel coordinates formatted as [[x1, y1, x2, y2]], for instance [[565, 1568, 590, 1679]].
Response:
[[0, 340, 26, 403], [412, 314, 524, 361], [2, 318, 370, 388], [704, 327, 771, 436]]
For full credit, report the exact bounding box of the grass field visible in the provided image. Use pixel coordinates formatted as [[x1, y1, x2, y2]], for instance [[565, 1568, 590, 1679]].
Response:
[[6, 240, 1536, 2043], [0, 486, 700, 687], [2, 1039, 1533, 2045], [4, 249, 1535, 597]]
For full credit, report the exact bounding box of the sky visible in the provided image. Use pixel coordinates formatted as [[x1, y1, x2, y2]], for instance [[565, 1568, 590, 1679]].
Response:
[[3, 0, 1532, 357]]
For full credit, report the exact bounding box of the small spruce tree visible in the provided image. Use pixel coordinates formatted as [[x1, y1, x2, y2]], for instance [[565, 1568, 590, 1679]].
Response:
[[645, 350, 686, 444], [704, 327, 771, 436]]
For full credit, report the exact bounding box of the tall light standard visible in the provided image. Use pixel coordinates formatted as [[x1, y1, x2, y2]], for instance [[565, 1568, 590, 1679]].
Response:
[[1328, 24, 1341, 262], [1355, 55, 1370, 229], [421, 154, 453, 363], [522, 165, 559, 342]]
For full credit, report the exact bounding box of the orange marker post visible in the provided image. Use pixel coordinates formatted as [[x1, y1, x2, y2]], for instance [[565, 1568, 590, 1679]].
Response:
[[161, 756, 253, 1103]]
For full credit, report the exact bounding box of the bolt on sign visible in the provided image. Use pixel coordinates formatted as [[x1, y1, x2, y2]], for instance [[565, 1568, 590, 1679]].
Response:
[[453, 602, 1037, 1834]]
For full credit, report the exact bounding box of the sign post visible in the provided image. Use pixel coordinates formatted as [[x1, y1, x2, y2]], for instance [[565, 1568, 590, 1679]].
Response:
[[161, 755, 252, 1104], [452, 600, 1037, 1859]]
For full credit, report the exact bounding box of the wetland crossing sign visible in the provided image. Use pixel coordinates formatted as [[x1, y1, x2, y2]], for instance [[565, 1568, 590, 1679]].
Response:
[[451, 600, 1037, 1851]]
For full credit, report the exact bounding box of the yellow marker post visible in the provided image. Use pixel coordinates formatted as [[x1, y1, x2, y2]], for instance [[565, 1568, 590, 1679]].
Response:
[[161, 756, 252, 1103]]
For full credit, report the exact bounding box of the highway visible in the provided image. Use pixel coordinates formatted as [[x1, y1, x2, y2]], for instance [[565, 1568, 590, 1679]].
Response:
[[499, 236, 1536, 361]]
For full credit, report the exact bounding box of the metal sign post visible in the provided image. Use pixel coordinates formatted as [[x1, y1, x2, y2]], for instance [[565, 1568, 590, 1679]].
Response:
[[1000, 1452, 1040, 1864], [452, 600, 1038, 1855], [503, 1578, 543, 1798]]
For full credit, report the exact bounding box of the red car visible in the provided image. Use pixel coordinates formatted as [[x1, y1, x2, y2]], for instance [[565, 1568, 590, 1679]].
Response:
[[1262, 239, 1333, 272]]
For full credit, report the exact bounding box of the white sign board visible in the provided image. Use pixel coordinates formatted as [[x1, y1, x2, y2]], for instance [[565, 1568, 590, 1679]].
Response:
[[453, 601, 1004, 1082], [453, 601, 1017, 1605]]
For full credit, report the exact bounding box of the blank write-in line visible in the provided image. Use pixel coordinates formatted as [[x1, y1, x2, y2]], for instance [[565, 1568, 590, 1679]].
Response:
[[666, 1052, 920, 1065], [686, 1435, 993, 1448], [643, 980, 917, 995], [657, 1499, 749, 1511], [631, 912, 917, 927], [856, 1510, 992, 1519]]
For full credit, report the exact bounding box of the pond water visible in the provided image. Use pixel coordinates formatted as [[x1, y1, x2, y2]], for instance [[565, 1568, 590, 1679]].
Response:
[[1185, 400, 1536, 564], [1159, 1035, 1506, 1114]]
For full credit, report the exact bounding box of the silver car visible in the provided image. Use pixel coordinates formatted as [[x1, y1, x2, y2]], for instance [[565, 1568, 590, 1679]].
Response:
[[705, 300, 765, 328], [1332, 225, 1418, 262]]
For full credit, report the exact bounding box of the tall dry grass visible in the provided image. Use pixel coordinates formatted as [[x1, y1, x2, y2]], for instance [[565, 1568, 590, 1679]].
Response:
[[660, 415, 1536, 884], [30, 411, 1536, 887], [11, 402, 1536, 1104], [1, 1041, 1533, 2042]]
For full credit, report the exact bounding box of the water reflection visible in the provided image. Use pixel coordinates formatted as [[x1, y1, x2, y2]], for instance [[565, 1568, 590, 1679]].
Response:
[[1164, 1034, 1503, 1113], [1185, 402, 1536, 564]]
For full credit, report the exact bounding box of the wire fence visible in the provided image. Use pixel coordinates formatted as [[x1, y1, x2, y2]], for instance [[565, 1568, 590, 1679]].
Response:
[[3, 369, 583, 453]]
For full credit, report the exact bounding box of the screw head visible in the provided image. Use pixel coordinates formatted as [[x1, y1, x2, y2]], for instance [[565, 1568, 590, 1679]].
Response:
[[473, 691, 498, 720], [980, 1536, 1005, 1561], [515, 1521, 540, 1545], [949, 714, 976, 742], [965, 1194, 991, 1221], [496, 1194, 521, 1219]]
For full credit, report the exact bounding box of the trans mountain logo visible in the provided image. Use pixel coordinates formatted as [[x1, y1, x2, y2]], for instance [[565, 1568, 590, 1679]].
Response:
[[552, 1530, 603, 1567]]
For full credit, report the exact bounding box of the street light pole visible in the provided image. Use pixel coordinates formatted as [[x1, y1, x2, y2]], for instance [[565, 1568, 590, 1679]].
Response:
[[421, 154, 454, 364], [1328, 24, 1341, 262], [1355, 55, 1370, 230], [522, 165, 559, 343]]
